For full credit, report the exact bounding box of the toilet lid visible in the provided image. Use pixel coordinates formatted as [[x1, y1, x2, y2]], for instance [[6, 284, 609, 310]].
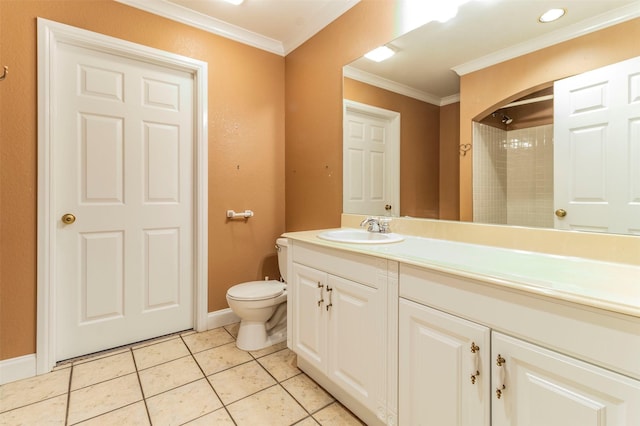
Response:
[[227, 280, 285, 301]]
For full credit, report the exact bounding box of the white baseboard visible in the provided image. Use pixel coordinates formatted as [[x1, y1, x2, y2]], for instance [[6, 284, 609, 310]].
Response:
[[0, 354, 36, 385], [207, 308, 239, 330]]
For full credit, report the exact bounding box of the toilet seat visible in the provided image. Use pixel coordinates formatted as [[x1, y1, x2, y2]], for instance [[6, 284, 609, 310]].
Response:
[[227, 280, 285, 301]]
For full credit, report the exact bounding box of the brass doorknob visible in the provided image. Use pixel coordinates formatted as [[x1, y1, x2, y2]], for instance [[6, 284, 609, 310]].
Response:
[[555, 209, 567, 218], [61, 213, 76, 224], [385, 204, 392, 211]]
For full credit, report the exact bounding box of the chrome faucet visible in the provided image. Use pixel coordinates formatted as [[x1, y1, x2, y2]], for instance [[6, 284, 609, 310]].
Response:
[[360, 217, 381, 232], [360, 217, 392, 233]]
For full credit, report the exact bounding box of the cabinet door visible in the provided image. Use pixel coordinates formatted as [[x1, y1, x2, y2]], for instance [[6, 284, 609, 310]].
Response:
[[327, 274, 384, 416], [492, 332, 640, 426], [292, 263, 327, 371], [399, 298, 491, 426]]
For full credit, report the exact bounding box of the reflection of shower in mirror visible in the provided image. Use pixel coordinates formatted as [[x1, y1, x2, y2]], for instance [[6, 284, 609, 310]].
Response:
[[501, 114, 513, 125], [492, 112, 513, 125]]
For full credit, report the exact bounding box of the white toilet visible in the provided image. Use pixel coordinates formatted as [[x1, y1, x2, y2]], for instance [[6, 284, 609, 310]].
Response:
[[226, 237, 288, 351]]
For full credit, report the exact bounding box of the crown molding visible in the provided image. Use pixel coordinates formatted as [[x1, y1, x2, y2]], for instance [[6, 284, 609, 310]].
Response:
[[115, 0, 285, 55], [343, 66, 460, 106], [453, 2, 640, 76]]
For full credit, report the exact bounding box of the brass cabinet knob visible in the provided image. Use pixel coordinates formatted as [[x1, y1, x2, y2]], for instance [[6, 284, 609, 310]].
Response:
[[61, 213, 76, 224], [555, 209, 567, 218]]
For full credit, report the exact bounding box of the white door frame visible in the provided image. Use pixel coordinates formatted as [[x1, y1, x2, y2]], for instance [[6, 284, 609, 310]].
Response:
[[343, 99, 400, 216], [36, 18, 208, 374]]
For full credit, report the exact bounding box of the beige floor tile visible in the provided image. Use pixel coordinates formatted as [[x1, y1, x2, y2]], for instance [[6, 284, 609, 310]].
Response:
[[133, 338, 190, 370], [146, 379, 222, 426], [281, 374, 335, 414], [67, 373, 142, 425], [193, 342, 252, 376], [182, 407, 235, 425], [226, 385, 307, 426], [139, 355, 204, 397], [0, 394, 67, 426], [295, 417, 320, 426], [71, 351, 136, 390], [313, 402, 364, 425], [257, 348, 300, 382], [224, 322, 240, 339], [249, 340, 287, 359], [0, 368, 70, 412], [131, 332, 186, 350], [208, 360, 276, 405], [75, 401, 150, 425], [182, 328, 235, 354]]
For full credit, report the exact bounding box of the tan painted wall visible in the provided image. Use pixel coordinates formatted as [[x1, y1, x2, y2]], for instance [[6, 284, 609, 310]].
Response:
[[0, 1, 285, 361], [439, 102, 460, 220], [285, 0, 397, 231], [343, 78, 440, 218], [459, 18, 640, 220]]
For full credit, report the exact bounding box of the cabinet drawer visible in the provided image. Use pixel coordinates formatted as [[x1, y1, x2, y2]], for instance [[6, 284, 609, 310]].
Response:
[[292, 241, 385, 288]]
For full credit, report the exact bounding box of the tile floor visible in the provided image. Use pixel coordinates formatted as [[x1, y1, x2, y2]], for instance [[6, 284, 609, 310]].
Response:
[[0, 323, 364, 425]]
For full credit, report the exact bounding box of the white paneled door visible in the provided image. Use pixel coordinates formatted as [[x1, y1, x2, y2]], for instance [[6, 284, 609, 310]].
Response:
[[343, 100, 400, 217], [53, 41, 195, 361], [554, 55, 640, 234]]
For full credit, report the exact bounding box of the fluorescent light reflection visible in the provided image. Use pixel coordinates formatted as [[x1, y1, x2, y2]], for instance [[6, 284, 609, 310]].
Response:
[[539, 8, 566, 23], [364, 46, 395, 62]]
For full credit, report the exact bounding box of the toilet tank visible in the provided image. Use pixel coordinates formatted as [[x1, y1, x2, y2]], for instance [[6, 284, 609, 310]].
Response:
[[276, 237, 288, 282]]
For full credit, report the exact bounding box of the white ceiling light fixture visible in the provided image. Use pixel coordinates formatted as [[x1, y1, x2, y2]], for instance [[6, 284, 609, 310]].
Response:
[[365, 46, 396, 62], [539, 8, 566, 23], [222, 0, 244, 5]]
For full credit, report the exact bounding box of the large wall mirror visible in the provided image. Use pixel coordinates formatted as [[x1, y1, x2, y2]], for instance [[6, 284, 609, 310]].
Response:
[[342, 0, 640, 235]]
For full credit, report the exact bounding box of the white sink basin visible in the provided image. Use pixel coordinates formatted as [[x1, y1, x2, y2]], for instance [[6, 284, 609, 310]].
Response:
[[317, 229, 404, 244]]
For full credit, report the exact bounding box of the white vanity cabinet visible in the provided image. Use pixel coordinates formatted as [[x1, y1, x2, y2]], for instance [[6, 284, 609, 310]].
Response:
[[289, 241, 398, 426], [492, 332, 640, 426], [291, 263, 327, 370], [399, 299, 491, 426], [400, 263, 640, 426], [285, 231, 640, 426]]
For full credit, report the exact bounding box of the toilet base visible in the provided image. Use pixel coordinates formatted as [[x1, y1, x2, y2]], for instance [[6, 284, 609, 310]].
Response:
[[236, 320, 287, 351]]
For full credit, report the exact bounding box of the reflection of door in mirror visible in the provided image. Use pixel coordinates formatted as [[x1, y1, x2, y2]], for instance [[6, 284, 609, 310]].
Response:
[[343, 77, 443, 219], [343, 100, 400, 217], [554, 55, 640, 234]]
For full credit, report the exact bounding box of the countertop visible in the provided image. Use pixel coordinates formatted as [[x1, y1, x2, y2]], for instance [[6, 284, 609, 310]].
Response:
[[284, 229, 640, 318]]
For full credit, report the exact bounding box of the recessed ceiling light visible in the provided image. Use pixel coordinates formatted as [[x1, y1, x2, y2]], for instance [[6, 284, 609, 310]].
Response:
[[223, 0, 244, 5], [364, 46, 395, 62], [539, 8, 566, 23]]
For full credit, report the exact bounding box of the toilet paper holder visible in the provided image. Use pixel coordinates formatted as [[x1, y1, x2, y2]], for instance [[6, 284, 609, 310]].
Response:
[[227, 209, 254, 219]]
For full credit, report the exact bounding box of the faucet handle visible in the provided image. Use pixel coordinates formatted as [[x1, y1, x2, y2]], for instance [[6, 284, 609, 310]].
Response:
[[360, 216, 381, 232], [379, 218, 392, 233], [360, 216, 373, 227]]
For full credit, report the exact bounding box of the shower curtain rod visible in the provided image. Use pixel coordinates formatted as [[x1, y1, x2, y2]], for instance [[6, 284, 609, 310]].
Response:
[[502, 94, 553, 109]]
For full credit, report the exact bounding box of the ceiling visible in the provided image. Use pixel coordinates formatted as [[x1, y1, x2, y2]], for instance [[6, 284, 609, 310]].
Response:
[[117, 0, 640, 104], [346, 0, 640, 105], [115, 0, 361, 55]]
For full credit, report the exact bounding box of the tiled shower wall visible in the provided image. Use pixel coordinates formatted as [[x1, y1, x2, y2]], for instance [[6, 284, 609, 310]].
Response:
[[473, 122, 554, 228]]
